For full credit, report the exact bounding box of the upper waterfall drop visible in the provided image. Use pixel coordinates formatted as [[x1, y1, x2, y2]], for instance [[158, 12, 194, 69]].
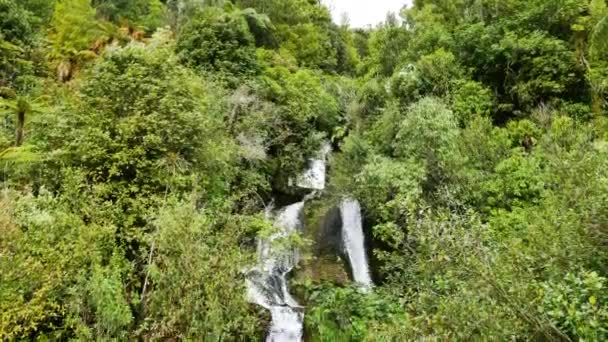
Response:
[[295, 141, 332, 190], [340, 198, 373, 289]]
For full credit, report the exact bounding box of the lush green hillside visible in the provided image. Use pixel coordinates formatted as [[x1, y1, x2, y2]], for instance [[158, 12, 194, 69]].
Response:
[[0, 0, 607, 340]]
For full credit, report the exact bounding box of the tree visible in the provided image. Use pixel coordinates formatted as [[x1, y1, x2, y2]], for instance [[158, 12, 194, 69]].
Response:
[[0, 96, 47, 146], [176, 6, 259, 80], [19, 0, 57, 25], [363, 15, 409, 78], [48, 0, 105, 82], [142, 200, 262, 339], [0, 0, 36, 45], [92, 0, 166, 33], [236, 0, 346, 72], [587, 0, 608, 113], [0, 0, 37, 88]]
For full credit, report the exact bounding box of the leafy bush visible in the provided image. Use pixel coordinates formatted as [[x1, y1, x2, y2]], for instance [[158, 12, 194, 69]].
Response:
[[0, 0, 37, 45], [304, 284, 407, 341], [38, 40, 235, 200], [176, 6, 259, 80], [537, 271, 608, 340], [142, 199, 262, 340], [0, 181, 127, 340]]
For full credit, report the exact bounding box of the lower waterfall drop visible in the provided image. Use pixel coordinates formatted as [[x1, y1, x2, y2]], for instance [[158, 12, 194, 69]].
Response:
[[247, 202, 306, 342], [340, 198, 373, 289]]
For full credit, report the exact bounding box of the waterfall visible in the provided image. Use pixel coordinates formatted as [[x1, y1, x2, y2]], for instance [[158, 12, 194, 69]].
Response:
[[247, 142, 331, 341], [247, 202, 305, 342], [295, 141, 331, 190], [267, 306, 304, 342], [340, 199, 373, 289]]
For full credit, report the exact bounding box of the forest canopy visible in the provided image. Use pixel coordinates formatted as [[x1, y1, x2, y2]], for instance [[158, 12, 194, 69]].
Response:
[[1, 0, 607, 340]]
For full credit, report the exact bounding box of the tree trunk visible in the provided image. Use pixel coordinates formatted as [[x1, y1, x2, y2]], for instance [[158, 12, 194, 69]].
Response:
[[15, 109, 25, 146]]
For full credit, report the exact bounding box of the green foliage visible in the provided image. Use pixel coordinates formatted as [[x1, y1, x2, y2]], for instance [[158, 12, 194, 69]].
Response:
[[482, 151, 545, 210], [240, 7, 274, 47], [0, 183, 127, 340], [0, 95, 49, 148], [48, 0, 106, 82], [87, 255, 133, 338], [392, 97, 458, 162], [396, 0, 592, 119], [390, 49, 467, 108], [538, 270, 608, 340], [19, 0, 57, 25], [93, 0, 166, 32], [0, 38, 26, 88], [236, 0, 331, 27], [363, 17, 409, 78], [354, 78, 388, 120], [0, 0, 37, 45], [586, 0, 608, 114], [498, 31, 580, 107], [44, 41, 234, 196], [259, 66, 338, 177], [450, 80, 494, 126], [588, 0, 608, 59], [403, 4, 452, 61], [142, 199, 261, 340], [0, 0, 38, 88], [304, 284, 407, 341], [49, 0, 103, 54], [329, 59, 607, 340], [3, 0, 608, 340], [176, 6, 259, 80], [25, 40, 242, 297], [334, 24, 361, 75], [237, 0, 351, 73]]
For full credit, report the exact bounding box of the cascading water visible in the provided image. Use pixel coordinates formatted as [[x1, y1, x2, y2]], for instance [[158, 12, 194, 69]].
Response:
[[247, 142, 331, 341], [295, 141, 332, 190], [340, 199, 373, 289], [247, 202, 305, 342], [267, 306, 304, 342]]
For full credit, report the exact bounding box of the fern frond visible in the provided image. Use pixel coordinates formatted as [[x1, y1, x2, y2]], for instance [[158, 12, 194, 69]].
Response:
[[0, 145, 40, 164], [591, 15, 608, 57], [0, 40, 23, 52]]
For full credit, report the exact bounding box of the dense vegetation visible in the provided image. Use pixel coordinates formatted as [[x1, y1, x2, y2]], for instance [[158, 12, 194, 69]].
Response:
[[1, 0, 607, 340]]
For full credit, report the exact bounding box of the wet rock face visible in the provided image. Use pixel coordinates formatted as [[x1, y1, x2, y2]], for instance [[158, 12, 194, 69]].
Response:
[[272, 189, 309, 208], [305, 203, 376, 287], [315, 206, 343, 256], [293, 204, 349, 287]]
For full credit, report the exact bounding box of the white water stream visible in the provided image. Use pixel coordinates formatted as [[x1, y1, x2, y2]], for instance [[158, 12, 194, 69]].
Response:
[[340, 198, 373, 289], [248, 142, 364, 341], [247, 202, 305, 342], [295, 142, 332, 190]]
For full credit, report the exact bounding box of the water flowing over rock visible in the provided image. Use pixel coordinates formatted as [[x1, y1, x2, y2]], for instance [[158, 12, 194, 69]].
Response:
[[340, 199, 373, 289], [247, 142, 331, 341], [267, 306, 304, 342], [295, 141, 332, 190], [247, 202, 306, 342]]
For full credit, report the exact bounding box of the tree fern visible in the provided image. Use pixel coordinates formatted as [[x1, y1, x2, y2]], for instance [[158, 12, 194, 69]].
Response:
[[589, 0, 608, 59], [48, 0, 107, 81], [0, 145, 40, 165], [0, 96, 48, 146], [590, 15, 608, 58]]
